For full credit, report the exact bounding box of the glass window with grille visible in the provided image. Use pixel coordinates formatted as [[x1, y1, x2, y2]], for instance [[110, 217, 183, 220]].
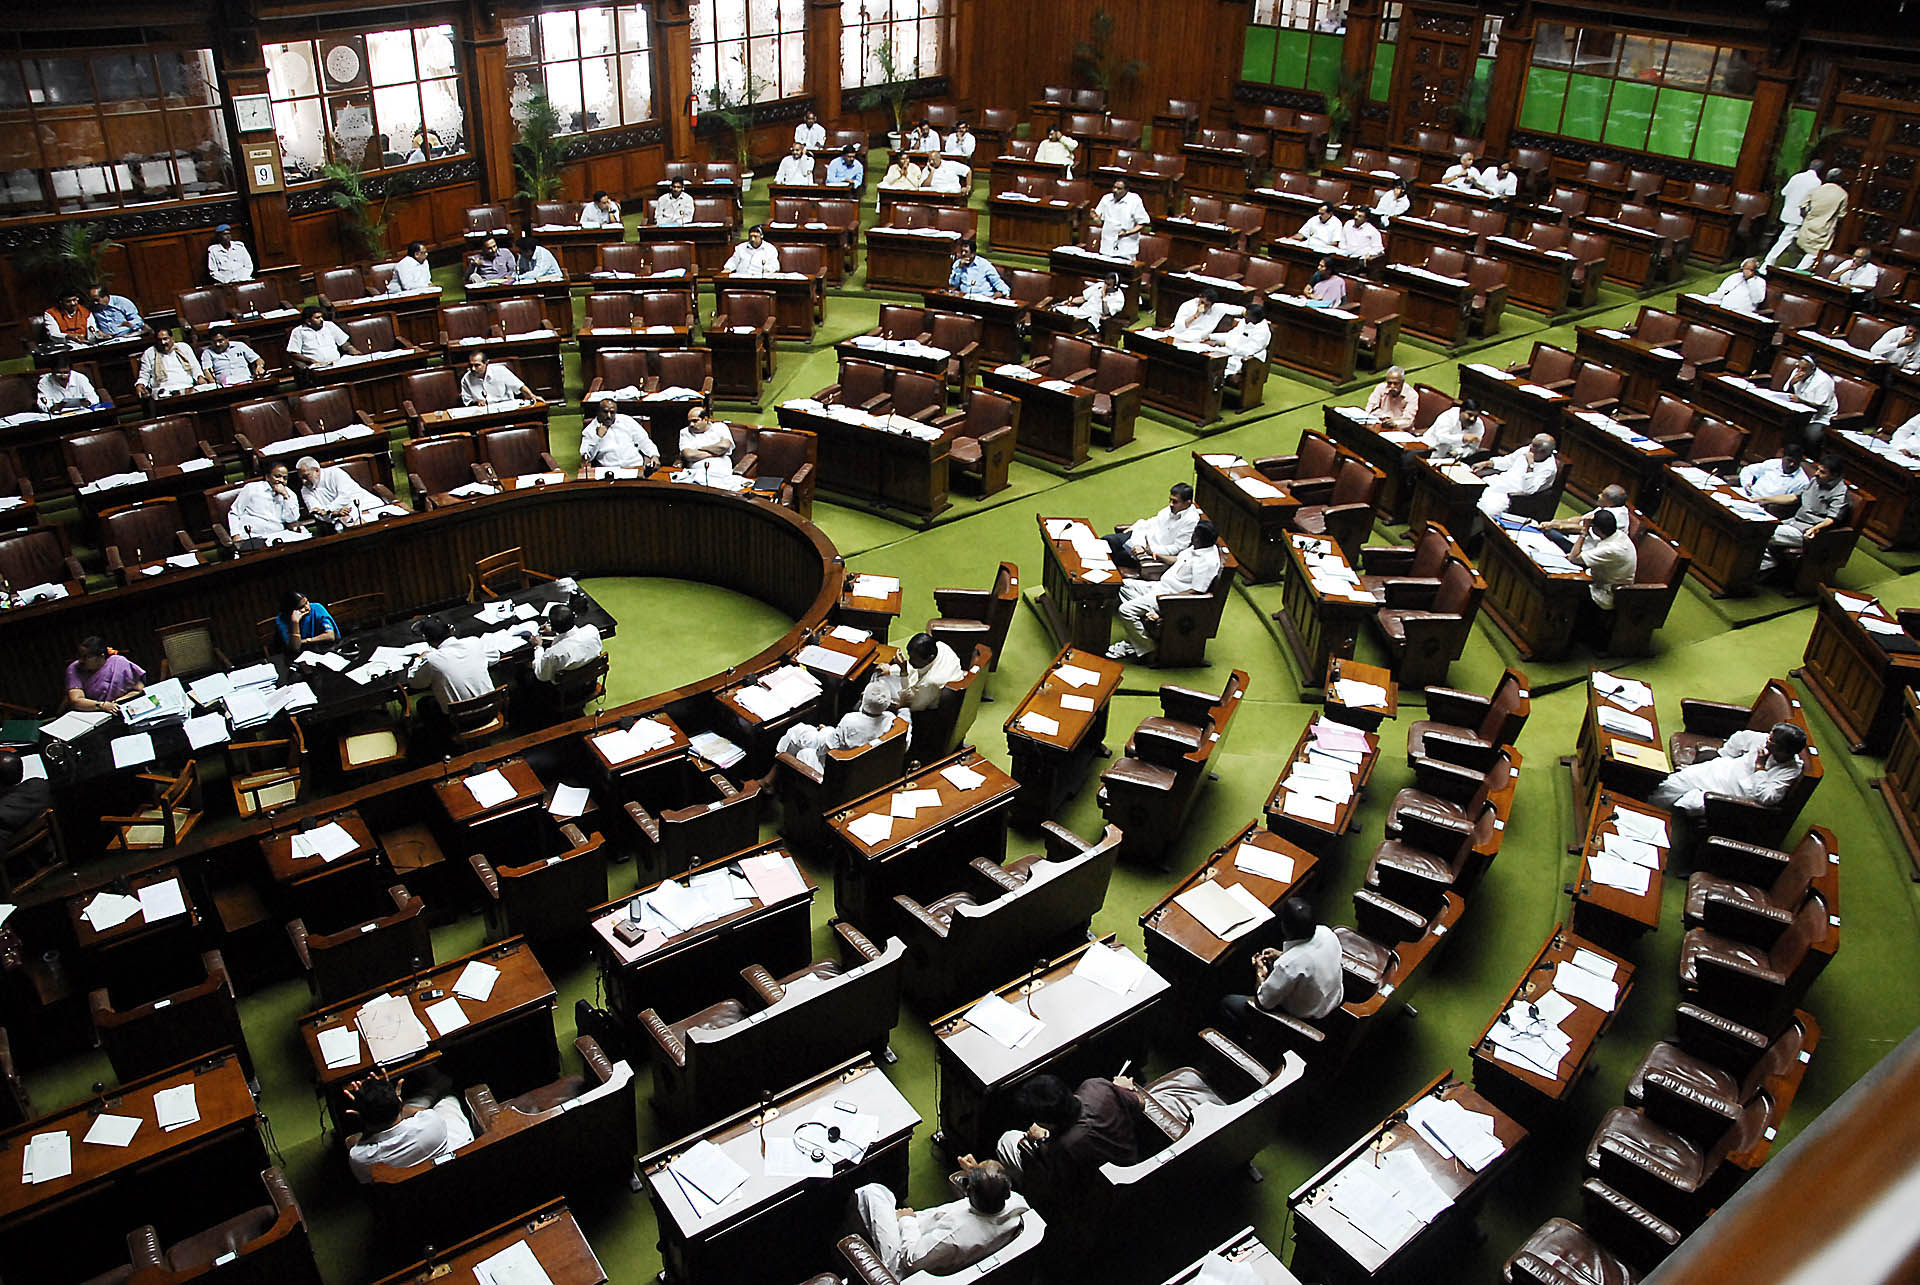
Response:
[[263, 24, 466, 182], [1244, 1, 1347, 97], [0, 47, 234, 216], [689, 0, 807, 108], [504, 4, 656, 133], [841, 0, 946, 90], [1519, 22, 1758, 167]]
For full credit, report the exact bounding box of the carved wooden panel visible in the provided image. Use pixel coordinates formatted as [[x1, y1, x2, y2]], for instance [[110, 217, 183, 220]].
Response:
[[1390, 3, 1482, 145]]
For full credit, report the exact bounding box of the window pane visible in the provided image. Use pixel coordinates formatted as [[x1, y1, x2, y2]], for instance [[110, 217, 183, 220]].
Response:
[[163, 50, 221, 106], [267, 41, 319, 98], [417, 26, 458, 78], [580, 8, 615, 56], [748, 0, 777, 34], [545, 61, 586, 131], [171, 108, 233, 191], [1665, 41, 1714, 90], [367, 31, 417, 87], [0, 61, 27, 110], [716, 1, 747, 40], [273, 97, 326, 175], [1572, 29, 1614, 72], [93, 54, 156, 109], [1647, 86, 1702, 156], [582, 54, 617, 129], [328, 92, 379, 166], [421, 78, 463, 153], [44, 116, 114, 206], [36, 58, 94, 107], [919, 19, 942, 74], [374, 84, 425, 158], [842, 22, 862, 84], [541, 12, 580, 62], [618, 5, 652, 51], [1534, 22, 1571, 66], [781, 31, 806, 97], [1518, 66, 1569, 132], [1617, 36, 1662, 82], [1561, 73, 1611, 141], [1603, 79, 1655, 149], [1710, 48, 1755, 95], [780, 0, 806, 29], [620, 50, 654, 122]]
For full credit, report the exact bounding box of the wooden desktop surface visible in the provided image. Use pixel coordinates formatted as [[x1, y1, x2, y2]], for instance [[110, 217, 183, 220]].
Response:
[[260, 811, 378, 885], [372, 1199, 606, 1285], [1141, 821, 1318, 982], [1193, 451, 1302, 583], [435, 757, 547, 826], [1572, 792, 1671, 938], [1468, 927, 1635, 1108], [1263, 715, 1378, 848], [1652, 462, 1777, 598], [1003, 645, 1124, 826], [1475, 520, 1592, 662]]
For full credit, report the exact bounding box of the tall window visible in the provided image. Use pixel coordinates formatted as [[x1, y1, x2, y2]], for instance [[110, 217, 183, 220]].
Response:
[[505, 4, 656, 133], [1520, 23, 1758, 167], [689, 0, 807, 108], [841, 0, 945, 90], [1243, 1, 1346, 97], [264, 24, 466, 182], [0, 47, 234, 215]]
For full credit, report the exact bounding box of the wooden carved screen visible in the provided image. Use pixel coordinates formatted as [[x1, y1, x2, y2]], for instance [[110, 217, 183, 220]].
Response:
[[1388, 2, 1483, 145], [1824, 63, 1920, 248]]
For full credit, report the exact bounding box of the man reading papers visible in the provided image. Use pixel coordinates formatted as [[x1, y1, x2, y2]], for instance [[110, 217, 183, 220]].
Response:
[[849, 1157, 1029, 1277]]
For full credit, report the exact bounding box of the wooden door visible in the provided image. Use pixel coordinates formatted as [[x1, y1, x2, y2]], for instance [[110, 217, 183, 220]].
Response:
[[1824, 62, 1920, 248], [1388, 2, 1483, 146]]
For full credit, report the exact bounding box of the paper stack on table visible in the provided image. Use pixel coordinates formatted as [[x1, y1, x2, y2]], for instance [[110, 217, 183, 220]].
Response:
[[40, 710, 110, 742], [292, 822, 359, 863], [796, 644, 859, 676], [1611, 810, 1669, 846], [1552, 951, 1621, 1012], [940, 763, 986, 791], [1054, 663, 1101, 688], [965, 992, 1045, 1049], [473, 1239, 555, 1285], [690, 731, 746, 768], [81, 891, 143, 931], [1595, 705, 1654, 741], [666, 1139, 752, 1215], [850, 574, 900, 599], [548, 783, 591, 819], [1233, 842, 1296, 884], [154, 1083, 200, 1132], [82, 1113, 142, 1148], [424, 996, 470, 1035], [183, 712, 229, 750], [1017, 712, 1060, 737], [465, 768, 517, 809], [734, 666, 824, 720], [1486, 993, 1573, 1077], [137, 878, 188, 923], [1600, 832, 1660, 868], [356, 993, 432, 1065], [1332, 678, 1388, 708], [1175, 880, 1274, 940], [846, 812, 896, 846], [738, 853, 808, 903], [20, 1130, 71, 1183], [1072, 943, 1150, 996], [1406, 1094, 1505, 1171], [454, 960, 500, 1002], [1324, 1165, 1424, 1255], [1591, 671, 1652, 708]]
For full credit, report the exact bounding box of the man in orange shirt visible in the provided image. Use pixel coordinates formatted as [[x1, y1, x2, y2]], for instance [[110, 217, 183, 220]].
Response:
[[40, 291, 97, 345]]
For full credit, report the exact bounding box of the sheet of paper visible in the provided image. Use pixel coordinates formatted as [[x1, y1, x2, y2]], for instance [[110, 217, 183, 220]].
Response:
[[1591, 671, 1653, 708], [1376, 1145, 1454, 1223], [1569, 948, 1619, 980], [1332, 679, 1388, 708], [1405, 1095, 1504, 1171], [964, 992, 1045, 1049], [464, 768, 516, 809], [796, 643, 859, 677], [22, 1130, 71, 1183], [1059, 694, 1097, 712], [1174, 880, 1259, 938], [81, 891, 143, 931], [1610, 741, 1670, 771], [356, 992, 432, 1064], [1552, 959, 1620, 1011], [549, 782, 590, 819], [738, 853, 808, 904], [1072, 943, 1150, 996], [317, 1025, 362, 1069], [82, 1113, 142, 1148], [763, 1138, 836, 1181], [1586, 851, 1653, 895], [454, 960, 500, 1002], [1017, 712, 1060, 737], [1611, 810, 1670, 846], [41, 710, 110, 742], [846, 812, 896, 846], [182, 712, 228, 750], [1600, 833, 1661, 868], [940, 763, 986, 791], [1233, 843, 1296, 884], [669, 1139, 752, 1206], [1325, 1166, 1423, 1254], [153, 1083, 200, 1131], [473, 1239, 555, 1285], [110, 733, 155, 770], [1054, 663, 1101, 688], [1312, 719, 1372, 753], [1595, 706, 1654, 740], [1283, 791, 1340, 824], [138, 878, 187, 923], [424, 996, 470, 1035]]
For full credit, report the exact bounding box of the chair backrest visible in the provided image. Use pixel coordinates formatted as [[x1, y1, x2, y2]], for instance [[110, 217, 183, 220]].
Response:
[[1094, 350, 1143, 393], [959, 389, 1017, 437], [446, 686, 510, 745], [649, 242, 696, 274], [62, 429, 137, 483], [835, 360, 890, 404], [636, 292, 688, 328], [910, 645, 990, 763], [752, 427, 814, 480], [891, 371, 944, 418], [402, 369, 462, 419], [132, 416, 204, 467], [496, 830, 610, 946], [1570, 364, 1624, 407], [1769, 292, 1823, 333], [0, 528, 69, 590], [1427, 247, 1467, 279], [155, 618, 223, 679], [929, 312, 981, 354], [719, 290, 776, 328], [777, 243, 825, 275], [175, 288, 228, 328], [1569, 232, 1611, 264], [342, 314, 398, 352], [1631, 308, 1685, 345], [93, 953, 244, 1084], [100, 501, 184, 565], [1048, 335, 1096, 374], [598, 243, 648, 275], [1584, 160, 1624, 186], [1199, 246, 1248, 279], [533, 201, 572, 227], [404, 435, 479, 494], [493, 298, 547, 336], [232, 280, 285, 314], [1680, 326, 1731, 366], [1833, 375, 1877, 419], [316, 267, 367, 305], [585, 293, 637, 330], [1328, 456, 1377, 507], [1413, 386, 1455, 431], [231, 397, 296, 449], [289, 386, 359, 432], [307, 888, 432, 1003], [1433, 557, 1477, 615], [879, 305, 928, 339], [440, 303, 491, 343], [466, 204, 509, 234], [477, 425, 552, 476], [821, 717, 913, 806], [654, 349, 711, 390], [692, 197, 733, 224], [1527, 343, 1577, 384], [1004, 268, 1054, 304], [1690, 416, 1746, 461]]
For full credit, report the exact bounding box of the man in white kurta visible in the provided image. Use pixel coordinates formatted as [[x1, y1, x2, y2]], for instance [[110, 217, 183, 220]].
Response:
[[770, 684, 895, 778], [388, 242, 436, 293], [774, 143, 815, 187], [286, 308, 354, 370], [297, 456, 396, 526], [678, 408, 736, 486], [1783, 356, 1837, 431], [36, 360, 98, 412], [653, 180, 695, 226], [793, 111, 826, 152], [1872, 324, 1920, 374], [924, 155, 969, 193], [1703, 258, 1767, 314], [850, 1160, 1029, 1279], [1168, 290, 1230, 342], [459, 353, 531, 406], [1891, 413, 1920, 452], [1763, 161, 1824, 268], [581, 400, 660, 471], [1057, 275, 1126, 330], [1476, 434, 1559, 517], [1092, 181, 1150, 259], [1297, 205, 1346, 254], [1477, 161, 1519, 199], [136, 332, 209, 398], [945, 123, 977, 160], [725, 227, 781, 277], [1570, 507, 1637, 610], [1112, 523, 1223, 661], [1209, 303, 1271, 381], [406, 616, 495, 712], [881, 634, 966, 715], [1107, 483, 1201, 568], [228, 465, 302, 540], [1649, 723, 1806, 820], [1035, 128, 1078, 172], [1829, 247, 1880, 293], [1415, 401, 1484, 462]]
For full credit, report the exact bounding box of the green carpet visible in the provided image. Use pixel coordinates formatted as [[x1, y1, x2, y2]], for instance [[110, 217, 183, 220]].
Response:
[[15, 173, 1920, 1283]]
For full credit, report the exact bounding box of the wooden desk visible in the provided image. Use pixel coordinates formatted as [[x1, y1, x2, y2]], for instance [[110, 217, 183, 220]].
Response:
[[1003, 646, 1124, 828], [764, 220, 851, 285], [1269, 294, 1365, 385], [835, 574, 904, 643], [930, 936, 1170, 1153], [575, 323, 692, 370], [919, 290, 1028, 366], [325, 289, 442, 347], [981, 364, 1094, 467], [1324, 656, 1398, 732], [1406, 458, 1487, 541], [833, 335, 950, 386], [69, 867, 198, 961], [1034, 514, 1123, 652], [774, 400, 950, 519], [372, 1199, 606, 1285], [1140, 822, 1317, 1004], [1288, 1072, 1526, 1285], [1574, 326, 1684, 412], [584, 713, 692, 786], [1653, 463, 1778, 597], [709, 272, 820, 341], [530, 225, 624, 279], [1571, 794, 1671, 948], [191, 307, 302, 372], [460, 280, 578, 339], [0, 1053, 260, 1254], [1456, 361, 1569, 453], [143, 374, 281, 454], [1385, 214, 1478, 267], [987, 193, 1082, 255], [0, 400, 119, 497], [640, 1058, 919, 1285], [1274, 533, 1376, 691], [1322, 404, 1430, 522], [1785, 327, 1892, 392], [1155, 267, 1258, 326], [1799, 586, 1920, 754], [1382, 263, 1474, 347], [1246, 185, 1326, 242], [1181, 142, 1257, 195], [1567, 671, 1669, 850], [1572, 216, 1665, 290], [830, 747, 1020, 930], [1878, 688, 1920, 879], [715, 645, 879, 772], [987, 155, 1072, 195], [298, 939, 558, 1131], [1193, 450, 1302, 582], [590, 843, 817, 1031], [1263, 714, 1378, 851], [1468, 928, 1635, 1118], [1482, 234, 1583, 314], [1675, 291, 1778, 374], [1159, 214, 1249, 271], [1561, 409, 1677, 509], [1264, 237, 1365, 294], [301, 347, 432, 419], [633, 223, 734, 274], [260, 810, 383, 921], [1161, 1227, 1302, 1283], [1476, 520, 1592, 661], [1123, 328, 1227, 425], [865, 227, 965, 291], [1830, 429, 1920, 549], [435, 757, 547, 828]]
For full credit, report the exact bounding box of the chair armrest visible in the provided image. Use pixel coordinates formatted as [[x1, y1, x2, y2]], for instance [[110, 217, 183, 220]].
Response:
[[469, 854, 500, 902], [892, 895, 951, 941], [838, 1236, 905, 1285], [1422, 686, 1492, 727], [286, 919, 310, 971], [638, 1008, 687, 1069], [1383, 579, 1441, 608], [741, 964, 785, 1007], [774, 749, 824, 786], [1698, 891, 1793, 947], [65, 467, 87, 490], [127, 1226, 165, 1270], [970, 855, 1023, 893], [833, 918, 884, 963], [1673, 1002, 1772, 1074], [1358, 544, 1416, 575], [623, 800, 662, 844], [1694, 835, 1790, 886], [1410, 756, 1488, 802], [1197, 1026, 1272, 1095], [464, 1083, 500, 1128]]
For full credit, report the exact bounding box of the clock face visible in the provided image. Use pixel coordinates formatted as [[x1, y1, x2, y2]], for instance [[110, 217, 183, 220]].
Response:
[[325, 44, 362, 86], [235, 96, 273, 133]]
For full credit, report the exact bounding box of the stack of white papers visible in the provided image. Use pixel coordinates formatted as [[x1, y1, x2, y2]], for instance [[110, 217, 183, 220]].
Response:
[[317, 1025, 361, 1068], [1054, 663, 1101, 688], [154, 1083, 200, 1131], [965, 992, 1045, 1048], [549, 783, 591, 819], [1072, 943, 1150, 996], [1552, 950, 1621, 1011], [593, 716, 677, 764], [454, 960, 500, 1001], [41, 710, 110, 742], [1233, 843, 1296, 884], [1406, 1094, 1505, 1171], [667, 1139, 751, 1213], [1612, 810, 1669, 847], [888, 788, 943, 819], [465, 769, 517, 809], [183, 712, 229, 750], [940, 763, 986, 791], [425, 996, 470, 1035], [81, 892, 143, 931], [1591, 671, 1652, 708], [473, 1240, 555, 1285], [1332, 678, 1388, 708], [1174, 880, 1273, 940], [291, 822, 360, 863], [1595, 706, 1654, 740], [846, 812, 896, 846], [734, 666, 824, 720], [357, 993, 432, 1064], [20, 1130, 71, 1183], [738, 853, 808, 903], [1586, 852, 1652, 894], [1324, 1165, 1424, 1253], [796, 644, 859, 676], [850, 574, 900, 599], [1017, 712, 1060, 737]]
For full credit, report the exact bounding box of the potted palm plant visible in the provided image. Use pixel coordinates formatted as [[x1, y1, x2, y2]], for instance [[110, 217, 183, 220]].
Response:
[[513, 90, 566, 208], [702, 73, 771, 171], [20, 222, 121, 297], [318, 156, 389, 261], [1325, 70, 1370, 163], [858, 31, 916, 148], [1072, 10, 1145, 103]]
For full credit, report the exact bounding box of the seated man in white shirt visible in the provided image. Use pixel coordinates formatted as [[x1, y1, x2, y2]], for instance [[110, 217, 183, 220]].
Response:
[[945, 121, 978, 160], [1092, 179, 1151, 258], [1738, 441, 1812, 512], [1440, 152, 1483, 189], [387, 241, 436, 293], [1372, 179, 1411, 225], [1110, 520, 1223, 662], [459, 351, 531, 406], [36, 355, 98, 412], [531, 605, 603, 683], [201, 331, 266, 386], [406, 614, 495, 713], [1056, 273, 1126, 331], [1704, 257, 1767, 314], [285, 306, 358, 371], [794, 110, 826, 152], [901, 120, 939, 155], [1869, 323, 1920, 374], [1475, 433, 1559, 518], [206, 223, 255, 284], [1341, 208, 1384, 260], [580, 190, 622, 229], [879, 154, 927, 190], [763, 682, 896, 785], [297, 455, 393, 527], [135, 330, 211, 399], [227, 462, 303, 542], [1207, 301, 1271, 382], [1297, 202, 1346, 253], [1569, 507, 1638, 612], [1891, 412, 1920, 453], [725, 225, 782, 277], [774, 142, 816, 187], [344, 1073, 474, 1184], [1168, 287, 1230, 343], [1106, 482, 1200, 569], [1361, 366, 1416, 431], [923, 154, 969, 193], [678, 405, 737, 486], [878, 632, 966, 716], [1828, 245, 1880, 294], [515, 234, 563, 282], [1477, 160, 1520, 199], [1783, 354, 1838, 433], [1543, 483, 1633, 550], [849, 1158, 1029, 1279], [1414, 396, 1484, 462], [1034, 126, 1078, 171], [1218, 898, 1344, 1027], [653, 178, 695, 227], [580, 398, 660, 473], [1649, 721, 1806, 821]]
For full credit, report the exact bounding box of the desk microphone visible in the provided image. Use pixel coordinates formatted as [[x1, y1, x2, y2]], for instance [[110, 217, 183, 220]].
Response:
[[758, 1089, 775, 1157], [1025, 956, 1046, 1018]]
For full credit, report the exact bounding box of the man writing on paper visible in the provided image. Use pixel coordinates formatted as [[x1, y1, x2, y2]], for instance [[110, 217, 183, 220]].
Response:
[[994, 1072, 1148, 1195], [345, 1073, 474, 1182], [760, 682, 895, 787], [1109, 520, 1223, 663], [1648, 721, 1805, 821], [879, 633, 966, 717], [1105, 482, 1200, 569], [1219, 898, 1343, 1029], [849, 1157, 1029, 1277], [405, 615, 494, 713]]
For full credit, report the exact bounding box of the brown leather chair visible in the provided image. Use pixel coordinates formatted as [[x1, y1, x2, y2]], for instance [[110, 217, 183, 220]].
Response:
[[287, 884, 431, 1002], [713, 290, 778, 378], [838, 1218, 1048, 1285], [475, 425, 560, 484], [1503, 1218, 1644, 1285], [0, 527, 84, 599], [907, 643, 989, 765], [439, 302, 492, 348], [341, 313, 404, 356], [1684, 826, 1838, 943], [1387, 741, 1522, 837], [926, 561, 1019, 681], [819, 359, 892, 412], [1663, 679, 1823, 846], [623, 767, 761, 877], [875, 305, 930, 342], [742, 427, 817, 517], [1142, 546, 1238, 668], [231, 396, 300, 464], [1586, 1096, 1773, 1231], [1086, 348, 1143, 449], [445, 685, 511, 749], [1465, 255, 1510, 335], [490, 298, 550, 340], [174, 286, 229, 334], [471, 826, 608, 953], [1364, 800, 1504, 913], [1352, 282, 1404, 370], [936, 389, 1019, 498], [1407, 667, 1530, 771], [90, 949, 250, 1084], [130, 416, 218, 471], [1291, 456, 1382, 566], [1626, 1007, 1819, 1156], [404, 434, 480, 509], [773, 715, 912, 854], [586, 350, 654, 408], [288, 385, 363, 435], [638, 922, 905, 1126], [99, 500, 196, 583], [134, 1167, 318, 1285], [1371, 555, 1484, 687], [315, 267, 371, 308], [1504, 452, 1566, 523], [1680, 885, 1838, 1041], [1509, 342, 1577, 390], [1255, 429, 1338, 488], [651, 348, 714, 403], [889, 371, 946, 422], [399, 370, 467, 435], [466, 204, 511, 237], [1358, 521, 1465, 602], [893, 823, 1122, 1011], [928, 312, 982, 387], [1566, 362, 1625, 416], [1604, 529, 1692, 656], [61, 429, 143, 495], [531, 201, 572, 228], [1098, 673, 1247, 866], [1660, 410, 1746, 474]]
